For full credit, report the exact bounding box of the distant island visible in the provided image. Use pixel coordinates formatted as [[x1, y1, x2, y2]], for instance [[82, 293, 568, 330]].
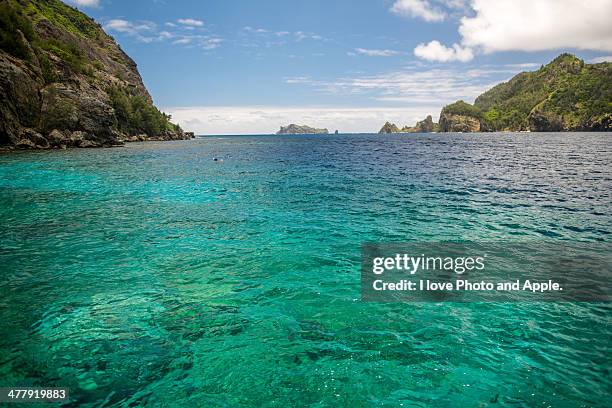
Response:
[[0, 0, 192, 150], [276, 124, 329, 135], [379, 54, 611, 133]]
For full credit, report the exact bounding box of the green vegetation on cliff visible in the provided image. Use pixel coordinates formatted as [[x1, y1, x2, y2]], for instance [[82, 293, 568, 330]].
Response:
[[0, 0, 35, 60], [441, 100, 482, 119], [439, 54, 611, 132], [109, 87, 181, 137], [0, 0, 189, 149]]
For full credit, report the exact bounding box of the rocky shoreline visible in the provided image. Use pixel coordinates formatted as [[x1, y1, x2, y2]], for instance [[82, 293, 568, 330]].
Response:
[[2, 127, 194, 151]]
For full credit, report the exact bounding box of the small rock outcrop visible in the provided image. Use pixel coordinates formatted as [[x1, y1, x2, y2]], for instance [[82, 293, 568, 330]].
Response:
[[378, 116, 439, 133], [276, 124, 329, 134], [0, 0, 193, 150], [411, 115, 437, 133], [378, 122, 400, 133]]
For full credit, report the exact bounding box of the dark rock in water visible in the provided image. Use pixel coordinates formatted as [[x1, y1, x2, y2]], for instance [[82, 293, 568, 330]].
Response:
[[276, 124, 328, 134], [0, 0, 193, 150], [334, 129, 339, 134], [16, 128, 48, 149], [47, 129, 67, 148]]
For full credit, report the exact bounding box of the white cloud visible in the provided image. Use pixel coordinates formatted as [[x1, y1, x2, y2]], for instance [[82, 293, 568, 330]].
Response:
[[164, 106, 439, 135], [173, 38, 191, 45], [67, 0, 99, 7], [177, 18, 204, 27], [391, 0, 446, 22], [104, 18, 221, 50], [414, 40, 474, 62], [295, 31, 323, 41], [158, 31, 173, 40], [104, 19, 157, 42], [413, 0, 612, 63], [284, 76, 311, 84], [590, 55, 612, 63], [283, 65, 513, 107], [201, 38, 222, 50], [459, 0, 612, 53], [354, 48, 400, 57]]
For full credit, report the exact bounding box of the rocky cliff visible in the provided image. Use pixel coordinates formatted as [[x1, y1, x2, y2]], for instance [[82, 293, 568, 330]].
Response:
[[277, 124, 329, 134], [0, 0, 192, 150], [438, 101, 482, 132], [378, 116, 439, 133]]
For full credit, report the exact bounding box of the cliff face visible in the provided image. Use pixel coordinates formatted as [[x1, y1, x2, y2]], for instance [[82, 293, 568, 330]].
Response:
[[438, 113, 480, 132], [439, 54, 611, 132], [277, 124, 329, 134], [378, 116, 439, 134], [0, 0, 192, 149], [438, 101, 482, 132]]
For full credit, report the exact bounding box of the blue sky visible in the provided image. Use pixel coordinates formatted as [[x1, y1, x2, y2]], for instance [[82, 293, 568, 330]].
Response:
[[68, 0, 612, 134]]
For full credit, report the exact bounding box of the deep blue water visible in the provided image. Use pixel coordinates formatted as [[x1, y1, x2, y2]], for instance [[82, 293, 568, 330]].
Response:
[[0, 133, 610, 407]]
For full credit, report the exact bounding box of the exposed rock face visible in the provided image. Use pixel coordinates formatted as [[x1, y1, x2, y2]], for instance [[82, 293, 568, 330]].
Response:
[[412, 115, 436, 132], [438, 113, 481, 132], [378, 122, 400, 133], [0, 0, 193, 150], [402, 115, 438, 133], [527, 110, 564, 132], [277, 124, 329, 134], [378, 116, 439, 133]]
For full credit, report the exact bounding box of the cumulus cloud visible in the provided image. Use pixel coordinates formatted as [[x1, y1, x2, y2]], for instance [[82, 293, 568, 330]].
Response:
[[411, 0, 612, 62], [164, 106, 439, 135], [177, 18, 204, 27], [460, 0, 612, 53], [354, 48, 400, 57], [390, 0, 446, 22], [414, 40, 474, 62], [67, 0, 99, 7]]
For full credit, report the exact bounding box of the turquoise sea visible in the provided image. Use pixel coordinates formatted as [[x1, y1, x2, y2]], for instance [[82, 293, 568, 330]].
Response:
[[0, 133, 610, 407]]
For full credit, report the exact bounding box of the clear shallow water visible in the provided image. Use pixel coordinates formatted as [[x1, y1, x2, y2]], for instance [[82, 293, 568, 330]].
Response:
[[0, 133, 610, 407]]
